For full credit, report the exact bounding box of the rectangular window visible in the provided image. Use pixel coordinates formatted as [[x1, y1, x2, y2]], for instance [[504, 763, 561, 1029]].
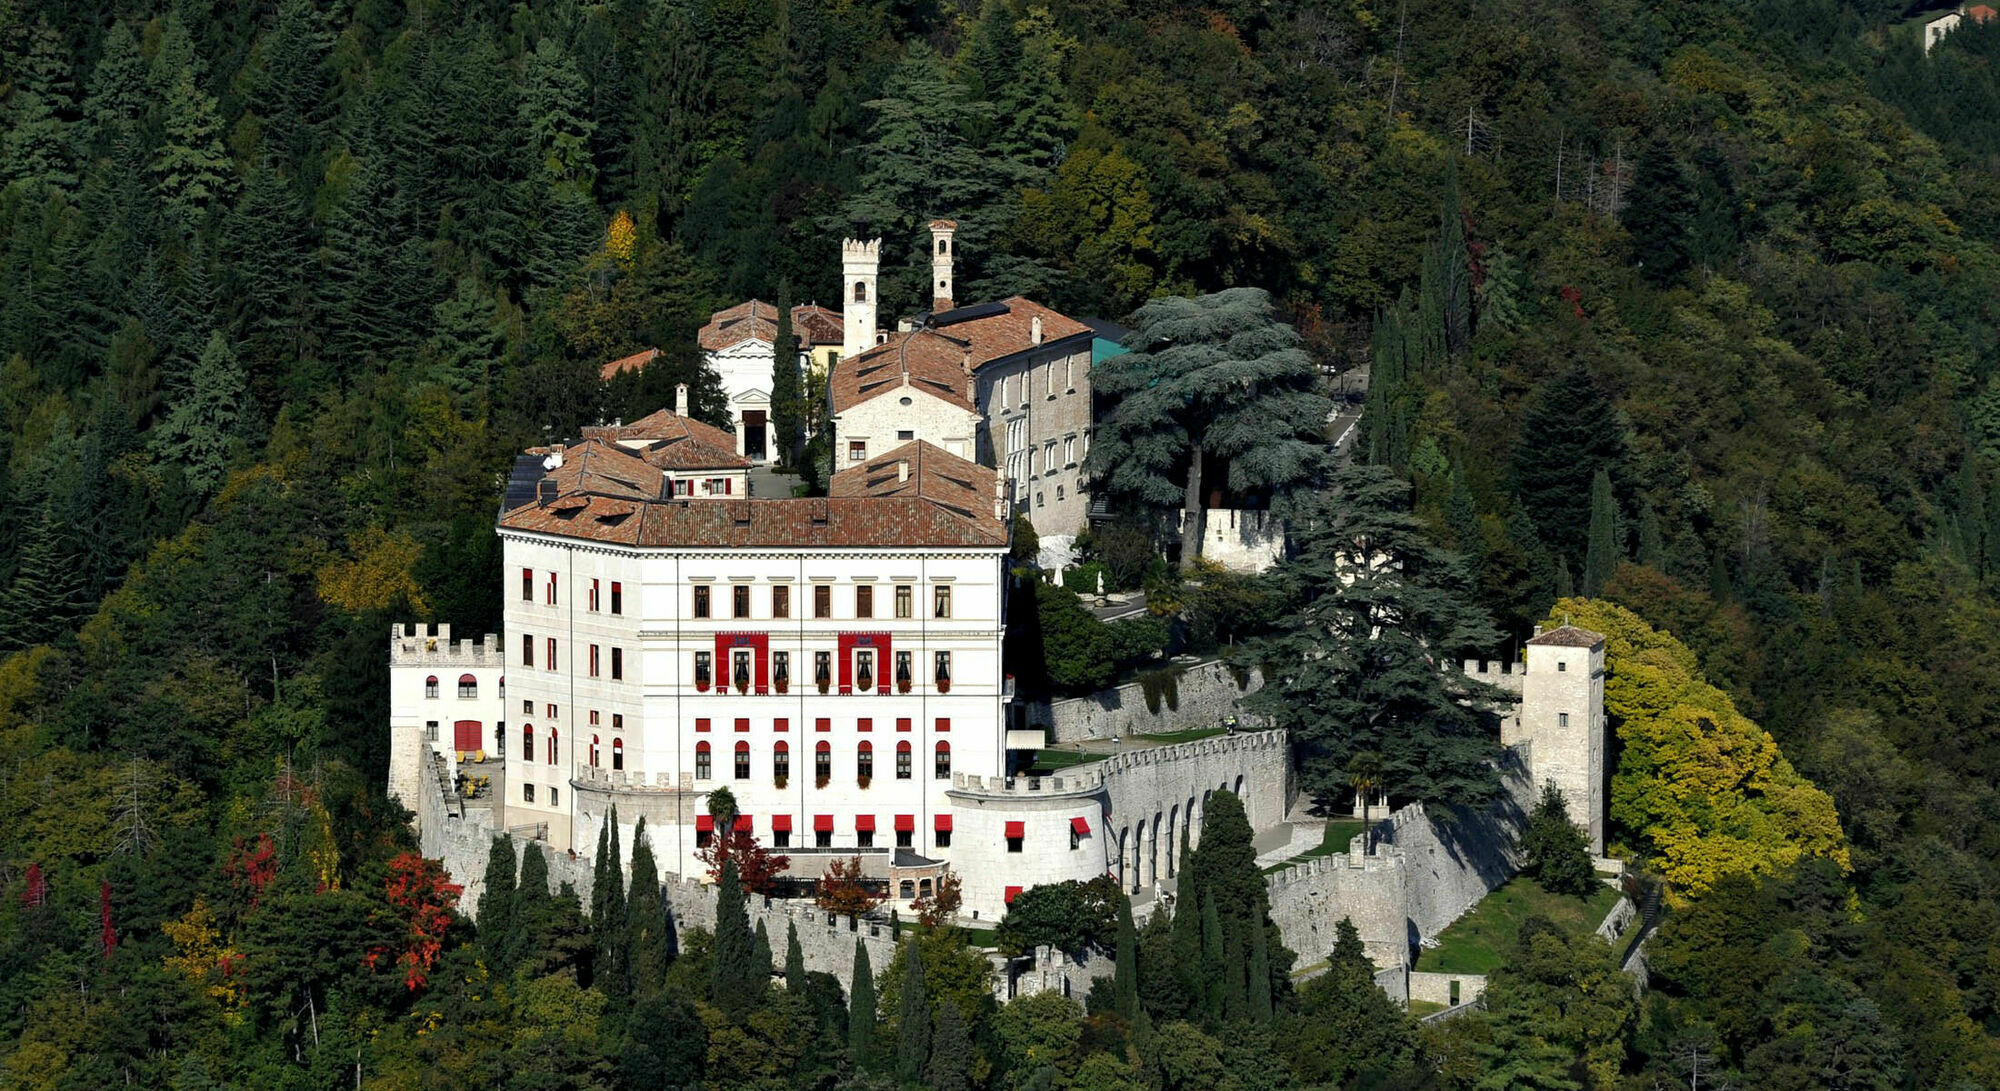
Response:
[[856, 585, 873, 619], [612, 713, 623, 729], [695, 747, 711, 779], [522, 634, 534, 667], [545, 638, 556, 671], [1007, 836, 1023, 853], [774, 829, 791, 849], [610, 582, 623, 615], [894, 584, 912, 618], [895, 652, 912, 691], [546, 572, 557, 605], [733, 584, 750, 618], [897, 828, 912, 848], [425, 721, 438, 742], [857, 829, 874, 849], [897, 429, 914, 441], [694, 652, 712, 690], [612, 648, 623, 681], [935, 829, 951, 848], [1064, 437, 1076, 465], [693, 586, 710, 618], [773, 652, 790, 692], [934, 586, 951, 618], [814, 585, 831, 618], [772, 586, 790, 619], [815, 652, 832, 692], [522, 568, 532, 601], [549, 787, 557, 808], [848, 441, 866, 461], [734, 748, 749, 780], [1559, 712, 1570, 727], [545, 703, 557, 720], [1557, 660, 1568, 672], [896, 748, 911, 779], [524, 783, 535, 802], [816, 829, 832, 849], [590, 578, 600, 611], [523, 699, 533, 715], [589, 645, 600, 677], [934, 652, 951, 689]]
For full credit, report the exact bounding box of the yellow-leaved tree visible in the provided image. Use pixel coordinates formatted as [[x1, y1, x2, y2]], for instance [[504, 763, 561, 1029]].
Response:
[[1545, 598, 1848, 897]]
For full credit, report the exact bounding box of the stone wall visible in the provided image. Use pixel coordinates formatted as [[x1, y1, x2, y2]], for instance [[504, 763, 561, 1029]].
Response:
[[1265, 746, 1535, 972], [1408, 970, 1486, 1008], [1037, 659, 1266, 743]]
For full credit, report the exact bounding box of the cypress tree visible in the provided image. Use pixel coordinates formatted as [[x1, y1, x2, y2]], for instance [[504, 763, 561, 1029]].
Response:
[[849, 940, 877, 1062], [1248, 915, 1272, 1023], [1220, 912, 1247, 1023], [1581, 468, 1618, 596], [1637, 502, 1665, 569], [751, 919, 773, 991], [476, 836, 518, 974], [1510, 363, 1626, 562], [627, 818, 669, 996], [516, 842, 552, 960], [894, 939, 931, 1083], [769, 280, 800, 466], [925, 995, 973, 1091], [1113, 893, 1139, 1021], [1199, 891, 1224, 1022], [711, 858, 756, 1015], [785, 921, 807, 992]]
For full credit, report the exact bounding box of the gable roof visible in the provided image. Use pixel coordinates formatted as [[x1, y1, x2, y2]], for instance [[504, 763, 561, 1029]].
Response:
[[1527, 624, 1606, 648], [600, 347, 661, 382], [582, 408, 752, 470], [829, 331, 979, 414], [829, 441, 998, 519], [829, 296, 1091, 414], [699, 300, 846, 352], [498, 438, 1007, 549]]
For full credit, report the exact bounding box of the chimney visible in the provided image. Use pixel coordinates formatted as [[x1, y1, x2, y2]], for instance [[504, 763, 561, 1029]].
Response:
[[898, 460, 909, 483], [929, 220, 957, 312], [675, 383, 689, 417], [841, 237, 882, 362], [993, 474, 1007, 523], [1030, 315, 1044, 344]]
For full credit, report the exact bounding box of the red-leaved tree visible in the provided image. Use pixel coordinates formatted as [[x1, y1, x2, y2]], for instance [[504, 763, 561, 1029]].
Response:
[[367, 853, 461, 991], [100, 882, 117, 958], [814, 855, 883, 917], [21, 863, 47, 907], [697, 828, 791, 895], [226, 833, 278, 912]]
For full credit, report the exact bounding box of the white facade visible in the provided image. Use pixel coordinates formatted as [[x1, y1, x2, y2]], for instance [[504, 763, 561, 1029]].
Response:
[[832, 384, 980, 464], [703, 339, 782, 463], [498, 532, 1011, 880], [387, 624, 508, 816]]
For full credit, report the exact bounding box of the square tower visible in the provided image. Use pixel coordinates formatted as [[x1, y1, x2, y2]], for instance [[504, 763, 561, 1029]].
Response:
[[842, 238, 881, 362], [929, 220, 957, 311], [1520, 624, 1608, 855]]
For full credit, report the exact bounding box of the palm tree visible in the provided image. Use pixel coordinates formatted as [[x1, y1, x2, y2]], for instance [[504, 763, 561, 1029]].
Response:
[[1348, 750, 1384, 854]]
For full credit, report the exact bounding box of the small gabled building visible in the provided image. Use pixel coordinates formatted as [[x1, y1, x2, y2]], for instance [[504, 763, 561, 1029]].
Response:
[[697, 300, 846, 462], [582, 384, 755, 497]]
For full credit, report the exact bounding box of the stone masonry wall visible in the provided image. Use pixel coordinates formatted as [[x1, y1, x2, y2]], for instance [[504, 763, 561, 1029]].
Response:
[[1036, 659, 1266, 743]]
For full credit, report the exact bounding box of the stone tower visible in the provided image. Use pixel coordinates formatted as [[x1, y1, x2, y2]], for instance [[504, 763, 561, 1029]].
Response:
[[842, 237, 881, 361], [929, 219, 957, 312], [1518, 623, 1608, 855]]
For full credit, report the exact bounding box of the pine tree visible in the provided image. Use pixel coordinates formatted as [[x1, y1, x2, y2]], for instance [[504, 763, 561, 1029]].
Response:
[[769, 281, 801, 466], [0, 500, 89, 651], [849, 940, 877, 1062], [925, 995, 973, 1091], [222, 163, 311, 389], [152, 331, 248, 496], [81, 22, 148, 155], [894, 938, 931, 1082], [1113, 893, 1139, 1021], [477, 836, 518, 975], [1581, 468, 1618, 596], [1623, 138, 1697, 285], [152, 66, 235, 235], [1511, 364, 1627, 563], [627, 818, 670, 996], [1, 19, 77, 192], [711, 858, 758, 1016], [785, 921, 807, 992], [259, 0, 334, 181]]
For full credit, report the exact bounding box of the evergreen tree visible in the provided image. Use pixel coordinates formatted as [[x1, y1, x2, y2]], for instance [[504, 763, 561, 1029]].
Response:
[[152, 67, 235, 235], [1, 19, 77, 192], [1580, 468, 1618, 596], [1511, 364, 1627, 563], [477, 835, 518, 974], [1246, 464, 1507, 805], [894, 937, 931, 1083], [711, 858, 758, 1016], [926, 995, 973, 1091], [0, 504, 89, 650], [627, 817, 670, 996], [1085, 288, 1335, 563], [1248, 914, 1272, 1023], [81, 22, 148, 155], [152, 331, 249, 496], [1427, 171, 1472, 356], [1623, 138, 1697, 285], [785, 921, 807, 992], [258, 0, 334, 181], [223, 163, 312, 391], [850, 940, 877, 1062], [751, 918, 773, 989], [1199, 892, 1224, 1022], [1114, 893, 1139, 1021], [769, 281, 801, 466], [1518, 782, 1596, 897], [623, 987, 709, 1088]]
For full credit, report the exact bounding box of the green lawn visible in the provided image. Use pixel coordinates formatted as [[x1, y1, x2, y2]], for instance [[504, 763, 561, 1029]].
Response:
[[1414, 877, 1622, 975], [1131, 726, 1227, 744], [1023, 749, 1093, 774], [1407, 999, 1448, 1018], [1261, 818, 1369, 873]]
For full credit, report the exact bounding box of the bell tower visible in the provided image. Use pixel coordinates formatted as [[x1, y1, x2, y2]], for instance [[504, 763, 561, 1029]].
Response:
[[841, 238, 881, 361], [929, 219, 957, 312]]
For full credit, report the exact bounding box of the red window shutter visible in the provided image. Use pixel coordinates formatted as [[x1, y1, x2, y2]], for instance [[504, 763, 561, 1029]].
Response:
[[854, 815, 875, 832], [813, 814, 834, 832], [896, 718, 912, 732], [815, 718, 831, 732], [894, 814, 914, 832], [1071, 816, 1091, 835], [935, 718, 950, 732], [735, 718, 750, 732], [1005, 885, 1023, 904], [696, 815, 714, 832], [934, 814, 953, 832], [774, 718, 789, 732], [1004, 821, 1025, 838], [696, 718, 711, 732], [857, 718, 872, 732]]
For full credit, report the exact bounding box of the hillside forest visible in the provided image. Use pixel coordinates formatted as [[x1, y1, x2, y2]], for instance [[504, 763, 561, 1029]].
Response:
[[8, 0, 2000, 1085]]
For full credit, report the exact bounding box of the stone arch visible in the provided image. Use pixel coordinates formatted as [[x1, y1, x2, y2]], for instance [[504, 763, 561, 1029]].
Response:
[[1130, 819, 1146, 893], [1166, 805, 1179, 876]]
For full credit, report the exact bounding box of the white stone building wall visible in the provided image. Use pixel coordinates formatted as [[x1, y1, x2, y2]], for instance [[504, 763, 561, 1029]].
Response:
[[974, 342, 1094, 538], [388, 624, 508, 815], [832, 385, 980, 464]]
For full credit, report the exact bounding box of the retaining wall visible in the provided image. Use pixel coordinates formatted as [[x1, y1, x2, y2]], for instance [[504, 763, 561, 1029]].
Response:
[[1408, 970, 1486, 1008], [1035, 659, 1267, 743]]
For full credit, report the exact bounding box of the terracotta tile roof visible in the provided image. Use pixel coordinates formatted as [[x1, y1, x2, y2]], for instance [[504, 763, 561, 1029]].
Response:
[[600, 347, 661, 382], [829, 330, 978, 414], [498, 438, 1006, 549], [1527, 624, 1605, 648], [698, 300, 845, 352], [828, 441, 999, 520], [1969, 3, 1997, 20], [583, 408, 752, 470], [928, 218, 958, 230]]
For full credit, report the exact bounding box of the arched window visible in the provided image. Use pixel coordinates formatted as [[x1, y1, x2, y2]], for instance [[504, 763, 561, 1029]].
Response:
[[734, 741, 751, 780], [854, 280, 868, 302], [856, 741, 874, 782], [695, 742, 712, 780], [815, 741, 832, 783], [457, 674, 477, 698], [774, 741, 790, 784], [899, 879, 915, 899], [424, 676, 439, 699], [523, 724, 535, 761], [612, 737, 624, 771], [919, 878, 933, 899], [590, 734, 601, 767], [896, 741, 912, 779], [934, 741, 951, 779], [548, 727, 558, 765]]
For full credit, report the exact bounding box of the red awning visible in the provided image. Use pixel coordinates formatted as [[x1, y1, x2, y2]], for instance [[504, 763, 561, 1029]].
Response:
[[1071, 816, 1091, 835], [1005, 885, 1023, 904], [772, 814, 792, 832], [695, 815, 714, 832], [934, 814, 953, 832], [855, 814, 876, 832], [1004, 821, 1025, 838], [895, 814, 915, 832], [735, 815, 753, 832], [814, 814, 834, 832]]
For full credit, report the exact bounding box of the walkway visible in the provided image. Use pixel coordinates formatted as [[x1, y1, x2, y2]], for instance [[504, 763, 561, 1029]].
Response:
[[747, 463, 800, 498]]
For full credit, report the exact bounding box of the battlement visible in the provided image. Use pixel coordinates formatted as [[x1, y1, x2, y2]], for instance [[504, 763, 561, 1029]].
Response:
[[390, 622, 503, 665], [841, 237, 882, 261], [1096, 726, 1286, 777], [1462, 658, 1525, 695], [951, 768, 1105, 795]]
